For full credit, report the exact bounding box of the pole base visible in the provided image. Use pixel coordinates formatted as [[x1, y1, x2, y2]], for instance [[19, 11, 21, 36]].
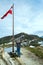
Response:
[[8, 52, 18, 57]]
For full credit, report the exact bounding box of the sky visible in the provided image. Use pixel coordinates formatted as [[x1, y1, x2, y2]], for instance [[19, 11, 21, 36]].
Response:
[[0, 0, 43, 38]]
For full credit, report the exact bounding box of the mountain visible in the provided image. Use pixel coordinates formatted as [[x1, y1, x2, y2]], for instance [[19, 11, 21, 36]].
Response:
[[15, 32, 39, 40], [0, 32, 42, 45]]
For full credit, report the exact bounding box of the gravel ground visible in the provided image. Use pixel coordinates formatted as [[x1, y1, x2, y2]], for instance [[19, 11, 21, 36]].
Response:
[[18, 48, 43, 65], [0, 58, 6, 65], [0, 47, 43, 65]]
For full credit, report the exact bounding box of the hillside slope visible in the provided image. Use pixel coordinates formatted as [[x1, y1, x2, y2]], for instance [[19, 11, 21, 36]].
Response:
[[0, 32, 43, 44]]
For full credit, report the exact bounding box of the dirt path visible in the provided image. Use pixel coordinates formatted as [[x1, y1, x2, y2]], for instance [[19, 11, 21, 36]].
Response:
[[17, 48, 43, 65]]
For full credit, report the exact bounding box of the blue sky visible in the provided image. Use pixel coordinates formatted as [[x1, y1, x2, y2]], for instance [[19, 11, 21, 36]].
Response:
[[0, 0, 43, 38]]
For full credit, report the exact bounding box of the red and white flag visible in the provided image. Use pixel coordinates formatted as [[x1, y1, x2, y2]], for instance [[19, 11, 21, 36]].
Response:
[[1, 6, 13, 19]]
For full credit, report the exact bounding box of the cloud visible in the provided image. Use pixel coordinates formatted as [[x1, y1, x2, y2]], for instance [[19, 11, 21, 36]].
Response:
[[14, 0, 43, 35], [0, 0, 43, 37]]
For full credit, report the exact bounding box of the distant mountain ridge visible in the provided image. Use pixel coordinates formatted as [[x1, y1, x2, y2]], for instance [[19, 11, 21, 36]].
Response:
[[0, 32, 43, 44]]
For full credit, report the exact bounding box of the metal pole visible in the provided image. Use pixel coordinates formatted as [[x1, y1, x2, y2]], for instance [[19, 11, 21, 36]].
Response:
[[12, 4, 14, 53]]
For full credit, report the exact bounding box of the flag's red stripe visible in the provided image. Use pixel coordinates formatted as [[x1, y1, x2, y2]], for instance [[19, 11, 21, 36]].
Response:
[[1, 10, 12, 19]]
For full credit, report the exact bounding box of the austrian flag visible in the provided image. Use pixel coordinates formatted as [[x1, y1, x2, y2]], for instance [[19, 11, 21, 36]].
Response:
[[1, 6, 13, 19]]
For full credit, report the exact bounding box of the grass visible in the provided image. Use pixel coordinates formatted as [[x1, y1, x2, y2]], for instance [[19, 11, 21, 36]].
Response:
[[25, 46, 43, 59]]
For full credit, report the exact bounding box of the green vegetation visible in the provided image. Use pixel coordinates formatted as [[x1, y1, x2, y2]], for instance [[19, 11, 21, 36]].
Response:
[[25, 46, 43, 59], [29, 41, 41, 47], [0, 32, 43, 46], [29, 43, 40, 47], [0, 33, 39, 43], [0, 36, 12, 44], [15, 32, 39, 40]]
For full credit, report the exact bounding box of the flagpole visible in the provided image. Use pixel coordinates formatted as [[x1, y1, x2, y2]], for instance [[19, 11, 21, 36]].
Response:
[[12, 4, 14, 53]]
